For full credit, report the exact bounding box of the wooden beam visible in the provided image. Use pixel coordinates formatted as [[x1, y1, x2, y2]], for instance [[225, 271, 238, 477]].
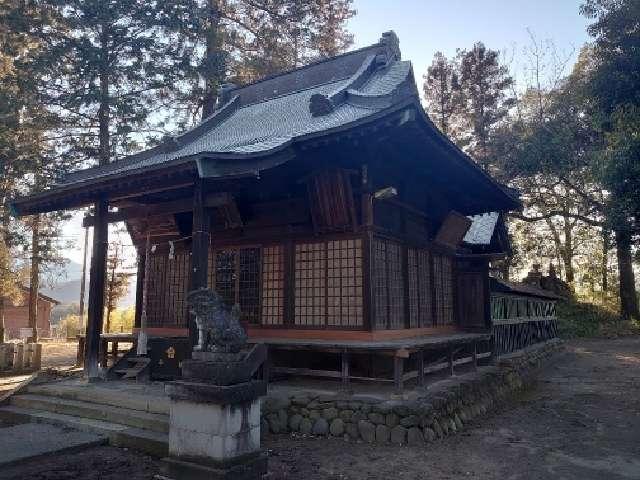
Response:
[[85, 199, 108, 380], [108, 182, 194, 203], [83, 193, 232, 227]]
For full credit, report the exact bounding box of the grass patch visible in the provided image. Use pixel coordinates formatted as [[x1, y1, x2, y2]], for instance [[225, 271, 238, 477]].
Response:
[[557, 300, 640, 338]]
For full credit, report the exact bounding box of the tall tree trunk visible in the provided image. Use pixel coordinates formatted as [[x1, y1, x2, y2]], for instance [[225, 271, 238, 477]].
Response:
[[614, 228, 639, 320], [98, 24, 110, 166], [562, 217, 575, 285], [0, 298, 5, 342], [201, 0, 223, 119], [601, 230, 609, 302], [28, 214, 40, 342]]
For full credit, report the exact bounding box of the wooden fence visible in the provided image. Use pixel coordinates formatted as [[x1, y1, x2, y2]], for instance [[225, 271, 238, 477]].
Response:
[[491, 294, 558, 356], [0, 343, 42, 374]]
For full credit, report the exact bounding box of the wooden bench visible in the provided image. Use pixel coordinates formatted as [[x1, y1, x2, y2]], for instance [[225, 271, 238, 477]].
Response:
[[76, 333, 135, 368]]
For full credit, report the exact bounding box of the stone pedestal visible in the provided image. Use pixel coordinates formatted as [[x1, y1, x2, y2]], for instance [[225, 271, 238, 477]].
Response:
[[163, 380, 268, 480]]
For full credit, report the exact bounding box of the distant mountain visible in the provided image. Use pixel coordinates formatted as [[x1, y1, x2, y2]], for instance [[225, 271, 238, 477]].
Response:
[[39, 260, 136, 308]]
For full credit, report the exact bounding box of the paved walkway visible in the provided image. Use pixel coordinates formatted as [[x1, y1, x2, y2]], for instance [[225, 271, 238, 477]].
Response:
[[0, 424, 105, 467]]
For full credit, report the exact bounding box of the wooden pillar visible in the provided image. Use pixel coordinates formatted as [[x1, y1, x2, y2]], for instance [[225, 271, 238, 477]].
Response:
[[472, 341, 478, 371], [134, 249, 145, 329], [416, 350, 425, 387], [341, 350, 350, 390], [190, 181, 210, 349], [393, 355, 404, 393], [85, 198, 108, 380], [448, 345, 455, 377], [361, 165, 375, 332], [261, 346, 271, 385]]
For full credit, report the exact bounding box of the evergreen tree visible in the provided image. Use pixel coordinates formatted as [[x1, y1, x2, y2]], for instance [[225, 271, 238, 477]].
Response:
[[44, 0, 195, 166], [423, 52, 461, 137], [172, 0, 355, 120], [456, 43, 515, 171], [580, 0, 640, 319]]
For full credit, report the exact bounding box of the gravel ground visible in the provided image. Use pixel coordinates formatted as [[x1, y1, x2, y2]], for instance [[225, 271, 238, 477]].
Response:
[[0, 337, 638, 480]]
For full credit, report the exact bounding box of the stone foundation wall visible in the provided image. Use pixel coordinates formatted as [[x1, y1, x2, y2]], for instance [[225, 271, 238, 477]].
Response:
[[260, 339, 563, 446]]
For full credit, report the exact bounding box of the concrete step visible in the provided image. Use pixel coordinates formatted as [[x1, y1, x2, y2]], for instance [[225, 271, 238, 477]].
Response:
[[0, 405, 168, 457], [10, 393, 169, 434], [25, 381, 170, 415]]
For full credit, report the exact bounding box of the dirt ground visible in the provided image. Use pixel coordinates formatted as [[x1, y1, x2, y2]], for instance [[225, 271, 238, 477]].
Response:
[[41, 341, 79, 368], [1, 337, 639, 480]]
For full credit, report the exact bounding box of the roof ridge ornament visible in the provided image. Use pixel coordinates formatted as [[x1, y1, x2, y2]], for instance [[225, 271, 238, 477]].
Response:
[[309, 54, 381, 117], [217, 82, 238, 107], [379, 31, 401, 63]]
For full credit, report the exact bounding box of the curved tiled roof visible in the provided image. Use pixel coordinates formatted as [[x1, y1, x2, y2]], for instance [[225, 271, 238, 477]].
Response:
[[60, 32, 410, 186], [11, 31, 521, 217]]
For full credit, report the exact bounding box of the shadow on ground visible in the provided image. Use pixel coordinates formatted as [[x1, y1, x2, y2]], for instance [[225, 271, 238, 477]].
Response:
[[0, 337, 638, 480]]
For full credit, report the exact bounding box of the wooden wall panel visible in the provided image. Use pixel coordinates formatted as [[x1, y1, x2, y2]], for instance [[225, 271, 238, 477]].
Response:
[[457, 272, 485, 328]]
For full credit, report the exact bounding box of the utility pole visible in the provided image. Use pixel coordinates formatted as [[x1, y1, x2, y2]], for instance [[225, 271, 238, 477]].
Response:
[[79, 225, 89, 329], [28, 214, 41, 343]]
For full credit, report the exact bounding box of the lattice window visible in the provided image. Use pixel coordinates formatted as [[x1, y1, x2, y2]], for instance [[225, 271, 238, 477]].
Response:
[[373, 239, 388, 329], [327, 239, 363, 327], [261, 245, 284, 325], [145, 250, 190, 328], [214, 249, 236, 307], [408, 249, 419, 328], [293, 239, 363, 328], [167, 251, 190, 327], [294, 242, 326, 326], [408, 248, 432, 328], [145, 254, 164, 327], [373, 238, 406, 329], [387, 242, 404, 329], [208, 247, 262, 324], [239, 248, 260, 324], [434, 254, 454, 325]]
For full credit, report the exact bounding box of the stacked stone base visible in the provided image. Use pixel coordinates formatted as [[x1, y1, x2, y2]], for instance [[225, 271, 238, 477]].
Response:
[[261, 339, 563, 446]]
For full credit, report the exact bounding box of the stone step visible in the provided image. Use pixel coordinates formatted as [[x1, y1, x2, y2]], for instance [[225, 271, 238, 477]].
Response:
[[25, 382, 170, 415], [0, 405, 168, 457], [10, 394, 169, 434]]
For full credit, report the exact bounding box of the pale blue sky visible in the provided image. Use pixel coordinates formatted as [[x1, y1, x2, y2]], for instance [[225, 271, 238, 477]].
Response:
[[348, 0, 591, 89], [61, 1, 594, 269]]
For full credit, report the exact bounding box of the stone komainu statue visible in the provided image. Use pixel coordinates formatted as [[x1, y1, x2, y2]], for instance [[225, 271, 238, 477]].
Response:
[[187, 288, 247, 354]]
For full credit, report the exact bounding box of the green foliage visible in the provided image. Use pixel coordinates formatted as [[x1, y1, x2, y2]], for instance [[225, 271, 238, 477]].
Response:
[[106, 306, 135, 334], [422, 43, 514, 172], [172, 0, 355, 120], [556, 299, 639, 338], [58, 313, 81, 339], [44, 0, 197, 165], [423, 52, 460, 136], [50, 303, 80, 325], [104, 231, 134, 332]]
